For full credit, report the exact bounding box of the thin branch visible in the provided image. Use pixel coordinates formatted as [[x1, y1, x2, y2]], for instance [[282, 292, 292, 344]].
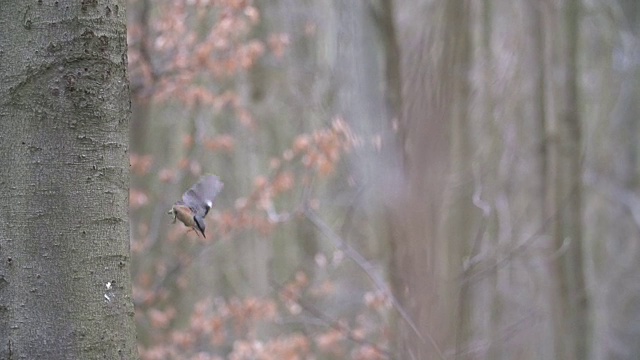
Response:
[[462, 179, 581, 284], [302, 202, 446, 360], [270, 280, 392, 358]]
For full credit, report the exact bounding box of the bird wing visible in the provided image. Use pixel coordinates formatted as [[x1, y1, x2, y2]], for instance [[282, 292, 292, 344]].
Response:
[[180, 175, 224, 217]]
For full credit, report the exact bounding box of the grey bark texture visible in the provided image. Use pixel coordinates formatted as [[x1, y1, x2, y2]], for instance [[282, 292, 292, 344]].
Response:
[[0, 1, 138, 359]]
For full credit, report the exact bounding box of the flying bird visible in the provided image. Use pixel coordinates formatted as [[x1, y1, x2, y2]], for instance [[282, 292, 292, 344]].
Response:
[[168, 175, 223, 238]]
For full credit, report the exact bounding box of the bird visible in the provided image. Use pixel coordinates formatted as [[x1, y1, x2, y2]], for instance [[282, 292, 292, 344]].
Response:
[[168, 175, 223, 238]]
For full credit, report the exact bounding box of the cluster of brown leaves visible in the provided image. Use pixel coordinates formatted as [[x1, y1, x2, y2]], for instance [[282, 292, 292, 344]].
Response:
[[138, 278, 300, 359], [129, 117, 356, 254], [128, 0, 288, 131], [127, 1, 390, 358], [139, 296, 278, 359], [138, 270, 389, 360], [130, 117, 391, 358], [291, 117, 355, 176], [228, 334, 310, 360], [278, 271, 308, 315]]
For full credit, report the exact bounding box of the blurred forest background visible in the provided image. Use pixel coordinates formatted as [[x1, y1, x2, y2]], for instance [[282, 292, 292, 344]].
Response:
[[126, 0, 640, 359]]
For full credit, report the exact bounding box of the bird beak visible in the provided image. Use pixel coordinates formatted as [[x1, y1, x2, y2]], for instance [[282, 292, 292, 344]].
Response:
[[167, 208, 177, 223]]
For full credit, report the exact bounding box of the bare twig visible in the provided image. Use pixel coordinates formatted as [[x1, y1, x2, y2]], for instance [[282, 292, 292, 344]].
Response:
[[302, 201, 446, 360], [270, 279, 392, 358], [462, 181, 580, 284]]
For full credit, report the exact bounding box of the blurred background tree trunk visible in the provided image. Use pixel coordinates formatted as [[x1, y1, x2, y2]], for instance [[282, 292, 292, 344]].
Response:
[[549, 0, 591, 358], [588, 0, 640, 359], [390, 0, 624, 358], [390, 0, 473, 357]]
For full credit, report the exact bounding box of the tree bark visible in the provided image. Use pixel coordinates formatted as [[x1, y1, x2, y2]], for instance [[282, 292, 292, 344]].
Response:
[[390, 0, 471, 358], [0, 1, 138, 358]]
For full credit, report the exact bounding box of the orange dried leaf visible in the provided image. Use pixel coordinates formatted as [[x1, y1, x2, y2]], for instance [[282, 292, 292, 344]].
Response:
[[158, 168, 176, 183], [254, 175, 268, 190], [273, 171, 294, 193], [293, 134, 310, 154], [244, 6, 260, 24], [129, 189, 149, 209]]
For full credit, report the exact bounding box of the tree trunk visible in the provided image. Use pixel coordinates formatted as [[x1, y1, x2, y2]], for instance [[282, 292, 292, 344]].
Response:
[[548, 1, 591, 359], [390, 0, 471, 358], [595, 1, 640, 357], [0, 1, 138, 358]]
